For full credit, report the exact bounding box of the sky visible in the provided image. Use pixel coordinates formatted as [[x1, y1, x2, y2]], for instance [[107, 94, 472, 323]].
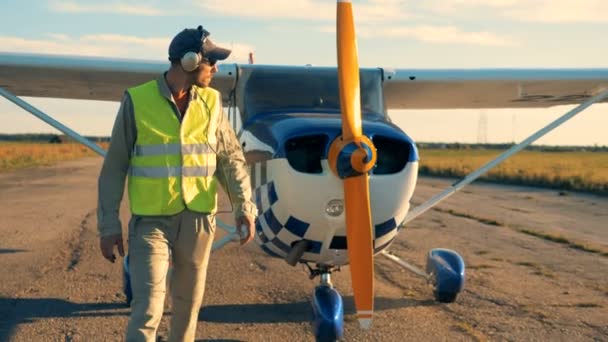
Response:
[[1, 0, 607, 146]]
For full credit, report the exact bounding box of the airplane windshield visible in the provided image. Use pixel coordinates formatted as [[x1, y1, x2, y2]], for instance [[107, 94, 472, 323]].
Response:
[[242, 67, 385, 118]]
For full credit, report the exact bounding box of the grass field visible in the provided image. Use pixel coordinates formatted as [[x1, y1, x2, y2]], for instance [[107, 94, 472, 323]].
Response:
[[0, 142, 106, 172], [1, 142, 607, 195], [418, 149, 608, 195]]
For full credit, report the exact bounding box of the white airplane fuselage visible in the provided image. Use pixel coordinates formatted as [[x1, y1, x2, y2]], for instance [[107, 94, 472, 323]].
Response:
[[226, 65, 419, 267], [239, 113, 418, 266]]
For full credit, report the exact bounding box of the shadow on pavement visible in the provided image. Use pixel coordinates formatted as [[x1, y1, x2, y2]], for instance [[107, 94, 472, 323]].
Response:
[[199, 296, 435, 324], [0, 297, 128, 341], [0, 249, 27, 254]]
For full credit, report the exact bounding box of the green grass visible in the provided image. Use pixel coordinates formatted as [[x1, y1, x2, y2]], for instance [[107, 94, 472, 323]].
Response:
[[418, 149, 608, 195], [0, 142, 106, 172]]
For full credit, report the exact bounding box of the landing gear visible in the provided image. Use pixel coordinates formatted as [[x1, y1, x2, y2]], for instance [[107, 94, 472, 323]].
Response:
[[308, 265, 344, 342], [426, 248, 465, 303], [380, 248, 465, 303]]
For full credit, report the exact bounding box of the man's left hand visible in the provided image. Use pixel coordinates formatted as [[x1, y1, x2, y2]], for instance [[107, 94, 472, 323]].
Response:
[[235, 215, 255, 245]]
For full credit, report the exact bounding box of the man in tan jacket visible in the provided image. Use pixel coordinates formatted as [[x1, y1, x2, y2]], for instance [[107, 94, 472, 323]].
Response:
[[97, 25, 257, 342]]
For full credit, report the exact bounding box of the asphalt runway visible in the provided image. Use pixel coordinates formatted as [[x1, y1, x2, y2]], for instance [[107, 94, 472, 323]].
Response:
[[0, 157, 606, 341]]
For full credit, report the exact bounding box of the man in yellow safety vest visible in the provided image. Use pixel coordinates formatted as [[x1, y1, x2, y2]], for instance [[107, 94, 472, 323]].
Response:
[[97, 25, 257, 341]]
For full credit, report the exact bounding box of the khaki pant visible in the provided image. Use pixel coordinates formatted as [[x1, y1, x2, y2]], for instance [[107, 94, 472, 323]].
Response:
[[126, 209, 215, 342]]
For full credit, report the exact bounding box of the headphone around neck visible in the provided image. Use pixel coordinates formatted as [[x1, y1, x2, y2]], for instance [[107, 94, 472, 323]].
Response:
[[181, 26, 209, 72]]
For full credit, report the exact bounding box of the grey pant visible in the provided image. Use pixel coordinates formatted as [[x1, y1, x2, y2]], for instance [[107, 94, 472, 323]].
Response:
[[126, 209, 215, 342]]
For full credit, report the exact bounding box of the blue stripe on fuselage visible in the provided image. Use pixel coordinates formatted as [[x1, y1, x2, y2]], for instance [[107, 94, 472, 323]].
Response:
[[242, 112, 418, 162]]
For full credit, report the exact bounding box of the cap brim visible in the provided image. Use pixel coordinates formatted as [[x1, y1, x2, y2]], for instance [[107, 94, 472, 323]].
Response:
[[206, 46, 231, 61], [203, 39, 231, 61]]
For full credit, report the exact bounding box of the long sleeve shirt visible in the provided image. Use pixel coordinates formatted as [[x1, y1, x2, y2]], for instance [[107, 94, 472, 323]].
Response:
[[97, 73, 257, 237]]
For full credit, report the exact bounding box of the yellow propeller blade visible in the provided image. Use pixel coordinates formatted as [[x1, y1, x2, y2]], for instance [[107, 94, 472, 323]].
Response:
[[336, 0, 375, 330], [337, 0, 361, 141], [343, 175, 374, 329]]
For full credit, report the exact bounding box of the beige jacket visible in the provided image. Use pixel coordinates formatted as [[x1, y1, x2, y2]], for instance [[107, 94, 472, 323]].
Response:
[[97, 74, 257, 237]]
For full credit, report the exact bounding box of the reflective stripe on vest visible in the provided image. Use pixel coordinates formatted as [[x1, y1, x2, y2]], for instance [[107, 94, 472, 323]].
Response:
[[133, 143, 218, 157], [130, 166, 212, 178], [127, 80, 221, 215]]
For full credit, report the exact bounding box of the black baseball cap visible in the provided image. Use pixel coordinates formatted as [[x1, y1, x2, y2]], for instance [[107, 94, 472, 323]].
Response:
[[168, 25, 231, 62]]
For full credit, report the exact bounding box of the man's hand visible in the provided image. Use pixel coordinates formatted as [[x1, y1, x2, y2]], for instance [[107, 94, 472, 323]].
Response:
[[235, 215, 255, 245], [100, 233, 125, 263]]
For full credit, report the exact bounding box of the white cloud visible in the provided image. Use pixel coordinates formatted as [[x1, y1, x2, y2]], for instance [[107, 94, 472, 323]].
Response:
[[0, 34, 168, 59], [194, 0, 410, 23], [198, 0, 333, 21], [49, 1, 171, 16], [0, 34, 254, 63], [508, 0, 608, 23], [320, 25, 517, 47], [193, 1, 515, 47], [378, 26, 517, 46], [45, 33, 70, 41], [49, 0, 608, 24], [424, 0, 608, 23], [80, 34, 168, 48], [194, 0, 608, 24]]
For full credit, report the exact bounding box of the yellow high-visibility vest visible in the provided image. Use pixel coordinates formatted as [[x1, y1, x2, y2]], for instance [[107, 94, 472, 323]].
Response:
[[127, 80, 221, 215]]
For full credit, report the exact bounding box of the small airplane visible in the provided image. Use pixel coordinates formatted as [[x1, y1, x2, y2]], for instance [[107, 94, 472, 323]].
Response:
[[1, 1, 608, 341]]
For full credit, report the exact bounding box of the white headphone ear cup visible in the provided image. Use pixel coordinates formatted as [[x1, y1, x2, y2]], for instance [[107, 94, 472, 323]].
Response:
[[181, 51, 201, 72]]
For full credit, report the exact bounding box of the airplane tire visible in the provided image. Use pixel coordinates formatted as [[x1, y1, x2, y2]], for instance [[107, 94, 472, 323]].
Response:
[[426, 248, 465, 303], [434, 291, 458, 303], [312, 285, 344, 342]]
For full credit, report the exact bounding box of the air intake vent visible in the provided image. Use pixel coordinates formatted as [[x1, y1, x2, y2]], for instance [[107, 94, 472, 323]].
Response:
[[372, 136, 409, 174], [285, 135, 328, 174]]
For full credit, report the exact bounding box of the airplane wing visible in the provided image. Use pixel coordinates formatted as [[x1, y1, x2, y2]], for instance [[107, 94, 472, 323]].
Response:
[[2, 52, 608, 109], [0, 52, 237, 102], [383, 68, 608, 109]]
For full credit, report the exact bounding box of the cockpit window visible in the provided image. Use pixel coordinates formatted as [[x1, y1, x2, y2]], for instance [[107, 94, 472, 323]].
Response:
[[242, 67, 384, 120]]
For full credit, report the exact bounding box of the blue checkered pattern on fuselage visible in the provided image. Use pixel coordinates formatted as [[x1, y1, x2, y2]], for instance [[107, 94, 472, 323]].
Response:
[[252, 168, 401, 263]]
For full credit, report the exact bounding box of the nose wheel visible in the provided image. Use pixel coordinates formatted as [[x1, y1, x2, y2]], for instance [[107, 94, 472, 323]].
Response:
[[309, 265, 344, 342]]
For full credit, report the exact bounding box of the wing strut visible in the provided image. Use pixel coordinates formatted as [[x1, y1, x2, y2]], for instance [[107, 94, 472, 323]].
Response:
[[401, 88, 608, 227], [0, 87, 244, 252], [212, 219, 244, 251], [0, 87, 106, 157], [379, 250, 429, 279]]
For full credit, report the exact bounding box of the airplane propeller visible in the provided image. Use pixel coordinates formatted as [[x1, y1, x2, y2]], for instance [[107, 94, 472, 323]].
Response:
[[328, 0, 377, 330]]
